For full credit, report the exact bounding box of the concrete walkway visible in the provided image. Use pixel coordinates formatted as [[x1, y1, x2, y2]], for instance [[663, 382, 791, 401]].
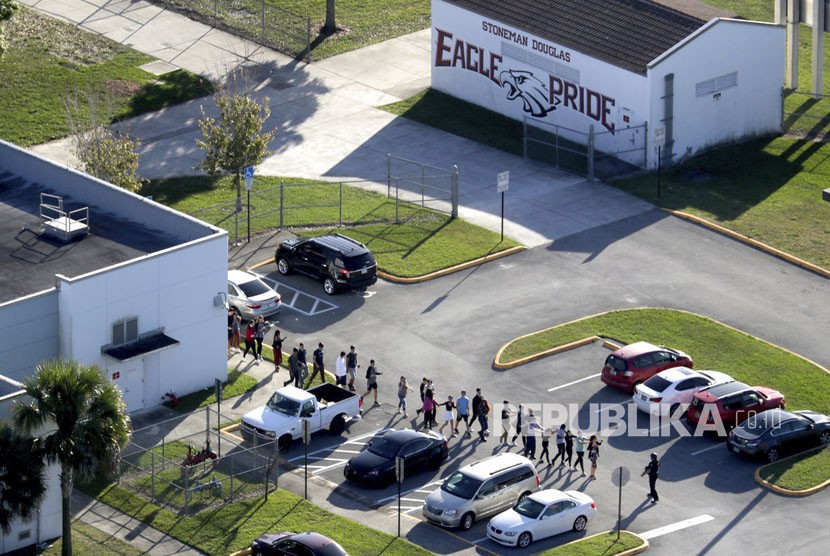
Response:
[[22, 0, 654, 249]]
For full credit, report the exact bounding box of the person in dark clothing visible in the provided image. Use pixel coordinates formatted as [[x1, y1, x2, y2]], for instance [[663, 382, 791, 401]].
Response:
[[564, 429, 574, 468], [510, 404, 525, 448], [308, 343, 326, 384], [476, 394, 490, 441], [416, 377, 429, 415], [471, 388, 483, 438], [297, 342, 308, 386], [551, 424, 567, 466], [346, 345, 359, 391], [642, 453, 660, 503]]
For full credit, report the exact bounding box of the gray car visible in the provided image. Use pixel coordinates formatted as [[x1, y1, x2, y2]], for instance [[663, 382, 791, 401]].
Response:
[[227, 269, 281, 321]]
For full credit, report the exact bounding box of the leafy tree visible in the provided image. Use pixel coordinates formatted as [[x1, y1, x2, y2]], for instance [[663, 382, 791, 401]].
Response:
[[13, 360, 132, 556], [196, 91, 276, 219], [323, 0, 337, 34], [0, 423, 46, 534], [0, 0, 20, 59]]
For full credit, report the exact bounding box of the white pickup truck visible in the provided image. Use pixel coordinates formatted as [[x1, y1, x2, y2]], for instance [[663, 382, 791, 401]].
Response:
[[241, 383, 360, 451]]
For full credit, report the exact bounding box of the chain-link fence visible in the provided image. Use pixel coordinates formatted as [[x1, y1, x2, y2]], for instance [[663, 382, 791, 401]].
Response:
[[783, 90, 830, 140], [189, 156, 459, 244], [118, 407, 280, 515], [149, 0, 312, 62]]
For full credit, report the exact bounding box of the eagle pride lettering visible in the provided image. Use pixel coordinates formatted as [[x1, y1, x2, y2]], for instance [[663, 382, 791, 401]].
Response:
[[434, 28, 502, 85], [549, 76, 616, 133]]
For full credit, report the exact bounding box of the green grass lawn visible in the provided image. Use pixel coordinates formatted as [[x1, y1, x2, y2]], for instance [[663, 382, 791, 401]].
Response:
[[0, 7, 212, 147], [536, 531, 645, 556], [144, 175, 520, 277], [39, 520, 145, 556], [82, 481, 432, 556], [172, 368, 258, 413], [498, 308, 830, 415], [758, 446, 830, 492]]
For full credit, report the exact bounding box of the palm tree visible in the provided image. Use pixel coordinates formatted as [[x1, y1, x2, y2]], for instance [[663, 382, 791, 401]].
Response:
[[13, 360, 132, 556], [0, 423, 46, 534]]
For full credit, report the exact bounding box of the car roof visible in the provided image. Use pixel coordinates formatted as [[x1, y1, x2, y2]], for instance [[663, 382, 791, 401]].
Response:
[[380, 428, 438, 444], [697, 381, 750, 399], [654, 366, 697, 382], [529, 489, 575, 504], [307, 234, 370, 256], [613, 341, 660, 358], [460, 452, 533, 479], [228, 269, 258, 284]]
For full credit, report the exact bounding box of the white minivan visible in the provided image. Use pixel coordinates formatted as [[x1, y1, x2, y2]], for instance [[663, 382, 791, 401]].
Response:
[[422, 453, 540, 530]]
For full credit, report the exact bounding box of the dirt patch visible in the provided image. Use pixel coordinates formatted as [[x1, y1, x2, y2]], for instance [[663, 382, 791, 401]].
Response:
[[105, 79, 143, 98]]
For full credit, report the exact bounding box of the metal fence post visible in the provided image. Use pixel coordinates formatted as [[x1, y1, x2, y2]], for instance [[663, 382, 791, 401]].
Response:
[[395, 185, 399, 224], [339, 182, 343, 227], [387, 153, 392, 198], [151, 451, 156, 502], [588, 124, 595, 180], [451, 166, 459, 218], [279, 181, 284, 229]]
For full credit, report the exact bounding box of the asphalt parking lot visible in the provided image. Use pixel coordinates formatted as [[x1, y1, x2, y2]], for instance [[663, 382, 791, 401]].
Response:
[[231, 213, 830, 555]]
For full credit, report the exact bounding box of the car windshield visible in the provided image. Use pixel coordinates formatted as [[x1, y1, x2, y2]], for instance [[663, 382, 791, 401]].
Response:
[[237, 278, 271, 297], [643, 375, 672, 392], [605, 355, 627, 372], [514, 497, 545, 519], [442, 471, 483, 500], [266, 392, 300, 416], [367, 436, 404, 459]]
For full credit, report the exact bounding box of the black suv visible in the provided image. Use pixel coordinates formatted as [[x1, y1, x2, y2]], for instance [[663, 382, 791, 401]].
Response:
[[275, 234, 377, 295]]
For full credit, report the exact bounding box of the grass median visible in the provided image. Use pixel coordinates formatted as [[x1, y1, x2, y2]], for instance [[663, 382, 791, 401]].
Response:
[[536, 531, 645, 556], [144, 175, 521, 277], [80, 481, 432, 556], [758, 446, 830, 493], [0, 7, 212, 147]]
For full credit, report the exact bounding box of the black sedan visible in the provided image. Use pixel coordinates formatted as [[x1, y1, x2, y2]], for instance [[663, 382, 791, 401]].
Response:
[[728, 409, 830, 462], [251, 531, 349, 556], [344, 428, 448, 487]]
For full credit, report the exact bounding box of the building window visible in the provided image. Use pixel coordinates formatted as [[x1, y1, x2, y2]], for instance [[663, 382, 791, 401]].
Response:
[[696, 72, 738, 97], [112, 317, 138, 346]]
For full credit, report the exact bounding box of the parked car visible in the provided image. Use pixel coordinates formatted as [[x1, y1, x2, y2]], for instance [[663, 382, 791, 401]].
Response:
[[601, 341, 693, 393], [227, 269, 281, 321], [251, 531, 349, 556], [487, 489, 597, 548], [633, 367, 734, 416], [728, 408, 830, 462], [241, 383, 360, 452], [423, 453, 540, 531], [686, 381, 785, 435], [344, 428, 448, 487], [275, 234, 377, 295]]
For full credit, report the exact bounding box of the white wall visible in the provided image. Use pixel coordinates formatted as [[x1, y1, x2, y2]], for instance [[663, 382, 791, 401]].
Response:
[[0, 290, 59, 384], [0, 463, 61, 554], [431, 0, 649, 160], [56, 234, 228, 412], [647, 19, 785, 169]]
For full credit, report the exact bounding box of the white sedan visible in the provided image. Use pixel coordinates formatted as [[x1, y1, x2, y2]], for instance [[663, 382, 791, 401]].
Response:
[[633, 367, 733, 416], [487, 489, 597, 548], [227, 269, 281, 321]]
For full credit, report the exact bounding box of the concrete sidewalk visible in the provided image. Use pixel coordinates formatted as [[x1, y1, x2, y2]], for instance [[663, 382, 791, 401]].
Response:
[[23, 0, 654, 249]]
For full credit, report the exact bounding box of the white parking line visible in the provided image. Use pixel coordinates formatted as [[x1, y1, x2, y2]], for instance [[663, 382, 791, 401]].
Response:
[[252, 272, 337, 316], [311, 459, 349, 474], [330, 449, 362, 454], [471, 537, 489, 544], [548, 373, 602, 392], [376, 480, 443, 504], [690, 444, 723, 456], [639, 514, 714, 540]]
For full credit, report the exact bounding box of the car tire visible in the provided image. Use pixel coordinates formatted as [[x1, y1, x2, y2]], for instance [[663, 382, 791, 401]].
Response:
[[517, 532, 532, 548], [766, 447, 780, 463], [330, 414, 346, 435], [573, 515, 588, 532], [459, 512, 475, 531], [278, 434, 293, 453], [669, 403, 682, 417], [518, 491, 531, 503], [277, 257, 291, 275], [323, 277, 336, 295], [820, 431, 830, 446]]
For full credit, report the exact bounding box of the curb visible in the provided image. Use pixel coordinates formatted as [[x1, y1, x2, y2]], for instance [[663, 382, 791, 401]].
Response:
[[533, 530, 648, 555], [754, 446, 830, 497], [494, 336, 603, 369], [378, 246, 527, 283], [664, 209, 830, 279]]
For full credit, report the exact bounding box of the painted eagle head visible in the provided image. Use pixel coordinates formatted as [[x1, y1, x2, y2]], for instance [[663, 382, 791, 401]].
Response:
[[499, 69, 555, 117]]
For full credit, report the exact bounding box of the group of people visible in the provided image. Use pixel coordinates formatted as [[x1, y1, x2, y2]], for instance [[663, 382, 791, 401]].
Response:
[[231, 323, 661, 498]]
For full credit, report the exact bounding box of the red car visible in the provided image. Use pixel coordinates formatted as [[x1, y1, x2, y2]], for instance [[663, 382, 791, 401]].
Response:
[[686, 382, 785, 434], [600, 341, 693, 393]]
